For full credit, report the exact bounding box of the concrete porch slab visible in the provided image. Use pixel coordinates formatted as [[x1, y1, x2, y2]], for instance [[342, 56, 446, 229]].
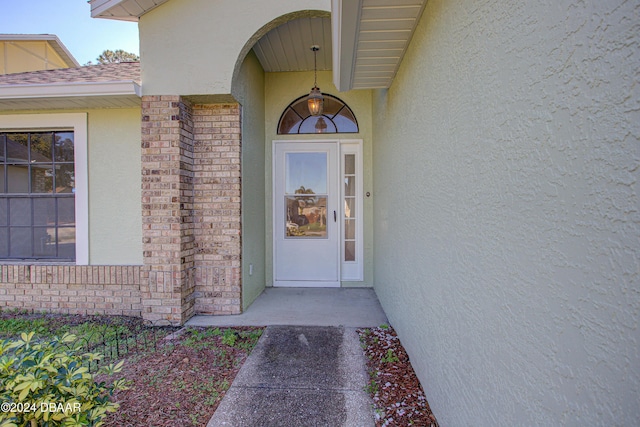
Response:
[[186, 287, 388, 328]]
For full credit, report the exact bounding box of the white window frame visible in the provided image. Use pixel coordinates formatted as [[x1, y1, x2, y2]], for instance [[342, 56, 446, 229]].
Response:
[[0, 113, 88, 265], [340, 139, 363, 281]]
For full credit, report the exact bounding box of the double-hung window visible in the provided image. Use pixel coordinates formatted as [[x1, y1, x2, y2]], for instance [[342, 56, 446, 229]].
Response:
[[0, 114, 88, 264]]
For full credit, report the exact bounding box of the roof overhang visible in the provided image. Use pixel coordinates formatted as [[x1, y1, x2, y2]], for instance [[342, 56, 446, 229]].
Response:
[[332, 0, 426, 90], [89, 0, 171, 21], [90, 0, 427, 91], [0, 81, 141, 110], [0, 34, 80, 68]]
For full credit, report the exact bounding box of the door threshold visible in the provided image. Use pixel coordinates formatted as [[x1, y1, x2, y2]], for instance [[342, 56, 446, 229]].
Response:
[[273, 280, 340, 288]]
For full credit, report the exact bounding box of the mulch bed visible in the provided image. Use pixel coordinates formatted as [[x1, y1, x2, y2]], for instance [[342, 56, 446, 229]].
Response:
[[101, 327, 263, 427], [358, 326, 439, 427], [1, 311, 438, 426]]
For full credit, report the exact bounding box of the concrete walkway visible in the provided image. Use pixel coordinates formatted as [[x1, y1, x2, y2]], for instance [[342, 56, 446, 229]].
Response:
[[187, 287, 388, 328], [207, 325, 375, 427], [195, 288, 387, 426]]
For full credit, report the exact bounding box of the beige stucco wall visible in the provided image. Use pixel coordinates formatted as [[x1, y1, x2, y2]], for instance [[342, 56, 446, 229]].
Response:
[[87, 108, 142, 265], [0, 108, 142, 265], [231, 50, 266, 309], [138, 0, 330, 96], [0, 41, 70, 75], [372, 0, 640, 424], [264, 70, 374, 287]]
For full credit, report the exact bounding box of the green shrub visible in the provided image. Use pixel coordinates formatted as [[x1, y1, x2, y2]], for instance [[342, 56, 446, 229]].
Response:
[[0, 332, 127, 427]]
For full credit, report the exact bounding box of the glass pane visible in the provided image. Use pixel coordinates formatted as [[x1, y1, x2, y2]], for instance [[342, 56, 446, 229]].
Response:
[[286, 152, 327, 195], [33, 198, 55, 226], [278, 109, 303, 134], [0, 227, 7, 257], [334, 108, 358, 133], [55, 164, 75, 193], [344, 176, 355, 197], [299, 116, 337, 134], [9, 198, 31, 226], [322, 97, 343, 116], [344, 154, 355, 175], [291, 98, 310, 119], [345, 219, 355, 239], [5, 134, 29, 163], [58, 227, 75, 259], [0, 199, 6, 226], [0, 165, 5, 193], [30, 133, 53, 162], [54, 132, 74, 162], [0, 134, 5, 162], [31, 165, 54, 193], [58, 198, 75, 226], [285, 195, 327, 238], [7, 165, 29, 193], [345, 198, 355, 218], [33, 227, 55, 257], [9, 227, 31, 257], [345, 241, 355, 262], [278, 95, 359, 135]]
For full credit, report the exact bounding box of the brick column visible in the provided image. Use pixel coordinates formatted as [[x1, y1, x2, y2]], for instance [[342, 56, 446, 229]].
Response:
[[140, 96, 195, 325], [192, 104, 242, 315]]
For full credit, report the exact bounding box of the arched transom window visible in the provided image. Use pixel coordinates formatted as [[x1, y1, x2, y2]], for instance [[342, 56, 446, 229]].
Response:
[[277, 94, 359, 134]]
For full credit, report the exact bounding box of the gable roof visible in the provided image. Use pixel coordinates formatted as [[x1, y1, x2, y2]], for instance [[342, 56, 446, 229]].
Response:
[[0, 62, 141, 110], [0, 34, 80, 70]]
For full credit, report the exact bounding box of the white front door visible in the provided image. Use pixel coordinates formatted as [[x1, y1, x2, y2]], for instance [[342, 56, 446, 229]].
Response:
[[273, 141, 340, 287]]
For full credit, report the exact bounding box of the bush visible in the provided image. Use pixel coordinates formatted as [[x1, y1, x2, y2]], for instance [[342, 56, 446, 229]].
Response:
[[0, 332, 127, 427]]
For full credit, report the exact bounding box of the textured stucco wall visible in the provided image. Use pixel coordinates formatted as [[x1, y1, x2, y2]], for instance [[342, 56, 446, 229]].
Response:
[[372, 0, 640, 425], [0, 108, 142, 265], [138, 0, 330, 96], [231, 50, 266, 309], [264, 70, 374, 287], [88, 108, 142, 265]]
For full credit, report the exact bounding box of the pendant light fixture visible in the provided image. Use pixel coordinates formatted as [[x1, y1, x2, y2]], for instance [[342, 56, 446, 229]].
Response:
[[308, 45, 324, 116]]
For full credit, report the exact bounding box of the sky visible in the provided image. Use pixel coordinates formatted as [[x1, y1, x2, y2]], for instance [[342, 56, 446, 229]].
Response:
[[0, 0, 140, 66]]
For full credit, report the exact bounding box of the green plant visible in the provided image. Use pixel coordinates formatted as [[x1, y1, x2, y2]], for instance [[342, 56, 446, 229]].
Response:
[[234, 330, 263, 350], [0, 332, 127, 427], [381, 348, 399, 363], [221, 329, 237, 347], [365, 378, 379, 395], [0, 318, 52, 338]]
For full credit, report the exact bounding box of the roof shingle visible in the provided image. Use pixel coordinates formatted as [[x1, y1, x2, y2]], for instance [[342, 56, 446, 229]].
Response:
[[0, 62, 140, 86]]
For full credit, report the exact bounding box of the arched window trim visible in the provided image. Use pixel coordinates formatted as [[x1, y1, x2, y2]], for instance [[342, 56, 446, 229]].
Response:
[[277, 93, 359, 135]]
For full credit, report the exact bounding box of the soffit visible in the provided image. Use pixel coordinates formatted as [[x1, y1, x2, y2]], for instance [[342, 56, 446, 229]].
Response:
[[0, 95, 141, 111], [333, 0, 427, 90], [252, 17, 332, 72], [89, 0, 170, 21]]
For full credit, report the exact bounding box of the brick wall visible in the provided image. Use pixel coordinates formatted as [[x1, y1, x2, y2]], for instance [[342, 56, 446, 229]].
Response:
[[0, 265, 142, 316], [0, 98, 243, 325], [141, 95, 196, 325], [192, 104, 242, 315], [141, 97, 242, 324]]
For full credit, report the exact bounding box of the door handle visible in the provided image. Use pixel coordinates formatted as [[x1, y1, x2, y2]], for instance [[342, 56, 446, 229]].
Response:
[[334, 210, 337, 222]]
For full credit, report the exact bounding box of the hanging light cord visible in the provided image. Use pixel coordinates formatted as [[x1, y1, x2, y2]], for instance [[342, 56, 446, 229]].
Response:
[[312, 45, 319, 87]]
